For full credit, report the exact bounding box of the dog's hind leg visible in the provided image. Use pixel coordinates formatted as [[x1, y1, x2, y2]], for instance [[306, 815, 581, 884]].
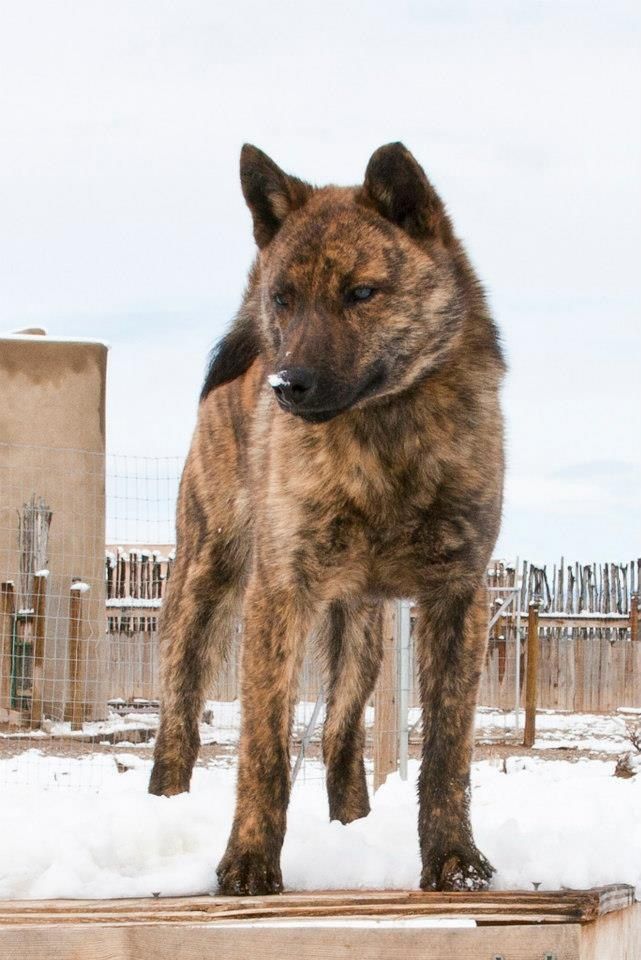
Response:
[[318, 599, 384, 824]]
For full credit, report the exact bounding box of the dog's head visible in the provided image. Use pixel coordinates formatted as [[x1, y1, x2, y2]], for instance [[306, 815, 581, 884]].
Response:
[[203, 143, 474, 421]]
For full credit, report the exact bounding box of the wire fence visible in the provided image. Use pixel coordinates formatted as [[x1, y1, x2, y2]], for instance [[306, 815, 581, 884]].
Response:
[[1, 443, 639, 790]]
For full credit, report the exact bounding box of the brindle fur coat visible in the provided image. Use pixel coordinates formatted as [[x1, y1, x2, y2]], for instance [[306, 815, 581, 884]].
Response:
[[149, 142, 505, 896]]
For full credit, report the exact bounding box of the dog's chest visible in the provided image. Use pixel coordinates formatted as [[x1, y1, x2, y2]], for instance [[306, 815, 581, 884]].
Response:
[[310, 429, 442, 561]]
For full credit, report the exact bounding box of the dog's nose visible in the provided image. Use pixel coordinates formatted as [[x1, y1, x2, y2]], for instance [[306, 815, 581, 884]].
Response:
[[268, 368, 316, 407]]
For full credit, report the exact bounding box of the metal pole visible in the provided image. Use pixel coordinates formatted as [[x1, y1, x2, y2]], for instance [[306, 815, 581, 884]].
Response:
[[397, 599, 411, 781], [292, 689, 324, 785]]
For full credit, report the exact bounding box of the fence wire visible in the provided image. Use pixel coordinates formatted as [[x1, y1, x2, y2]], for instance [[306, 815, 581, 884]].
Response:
[[1, 443, 639, 791]]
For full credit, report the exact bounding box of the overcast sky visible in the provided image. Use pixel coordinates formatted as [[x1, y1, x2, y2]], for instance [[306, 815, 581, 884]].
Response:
[[1, 0, 639, 562]]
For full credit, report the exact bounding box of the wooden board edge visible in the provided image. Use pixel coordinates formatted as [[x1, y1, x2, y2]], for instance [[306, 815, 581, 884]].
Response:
[[0, 885, 635, 927]]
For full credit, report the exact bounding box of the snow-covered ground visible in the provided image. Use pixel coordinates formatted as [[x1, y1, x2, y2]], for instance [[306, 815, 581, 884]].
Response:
[[2, 702, 636, 755], [0, 751, 639, 900], [475, 707, 635, 754]]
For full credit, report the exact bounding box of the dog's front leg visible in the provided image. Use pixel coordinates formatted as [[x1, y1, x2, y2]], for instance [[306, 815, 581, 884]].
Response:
[[415, 580, 494, 891], [217, 577, 312, 896]]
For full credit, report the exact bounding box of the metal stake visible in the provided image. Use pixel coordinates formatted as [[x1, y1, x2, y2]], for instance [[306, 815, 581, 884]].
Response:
[[292, 689, 324, 785]]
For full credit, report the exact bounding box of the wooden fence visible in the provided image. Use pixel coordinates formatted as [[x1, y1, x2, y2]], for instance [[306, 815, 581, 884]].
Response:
[[104, 552, 641, 712]]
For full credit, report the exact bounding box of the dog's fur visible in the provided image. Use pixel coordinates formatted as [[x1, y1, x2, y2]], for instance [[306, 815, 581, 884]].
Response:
[[149, 142, 505, 896]]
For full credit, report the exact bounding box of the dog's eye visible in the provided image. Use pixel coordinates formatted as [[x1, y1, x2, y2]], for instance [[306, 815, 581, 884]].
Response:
[[273, 292, 288, 307], [349, 286, 375, 302]]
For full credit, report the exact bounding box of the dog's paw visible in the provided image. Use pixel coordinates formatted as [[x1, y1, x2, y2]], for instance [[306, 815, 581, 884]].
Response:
[[148, 761, 190, 797], [420, 844, 494, 892], [216, 848, 283, 897]]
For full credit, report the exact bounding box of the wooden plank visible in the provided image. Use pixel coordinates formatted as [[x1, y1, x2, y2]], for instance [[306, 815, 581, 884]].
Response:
[[2, 889, 637, 960], [524, 601, 540, 747], [580, 901, 641, 960], [0, 582, 15, 712], [0, 885, 633, 926], [538, 616, 629, 628], [29, 572, 47, 729], [373, 603, 398, 790], [64, 582, 86, 730], [631, 593, 639, 643], [0, 920, 584, 960]]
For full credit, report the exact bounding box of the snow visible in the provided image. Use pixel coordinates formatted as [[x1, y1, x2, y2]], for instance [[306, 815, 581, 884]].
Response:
[[34, 569, 49, 578], [0, 752, 639, 900], [2, 332, 110, 347], [106, 597, 162, 608], [2, 704, 636, 758], [70, 581, 90, 593], [267, 372, 290, 388]]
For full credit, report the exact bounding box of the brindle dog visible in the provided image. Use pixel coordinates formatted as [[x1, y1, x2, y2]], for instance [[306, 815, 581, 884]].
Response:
[[149, 142, 505, 896]]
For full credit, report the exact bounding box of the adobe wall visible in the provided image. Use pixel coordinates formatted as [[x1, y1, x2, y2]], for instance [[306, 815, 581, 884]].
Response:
[[0, 334, 108, 721]]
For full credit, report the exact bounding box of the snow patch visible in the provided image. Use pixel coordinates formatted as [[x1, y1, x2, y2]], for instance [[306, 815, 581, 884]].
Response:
[[0, 754, 639, 899], [70, 581, 91, 593], [267, 372, 290, 388]]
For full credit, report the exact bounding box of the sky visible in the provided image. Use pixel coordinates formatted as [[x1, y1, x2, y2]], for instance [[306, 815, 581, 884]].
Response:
[[1, 0, 639, 562]]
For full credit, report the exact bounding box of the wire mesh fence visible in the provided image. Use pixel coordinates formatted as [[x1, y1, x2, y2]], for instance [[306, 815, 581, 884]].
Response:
[[1, 442, 640, 791]]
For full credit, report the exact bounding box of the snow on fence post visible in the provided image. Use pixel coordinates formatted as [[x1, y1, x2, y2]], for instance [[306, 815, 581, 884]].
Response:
[[630, 593, 639, 643], [65, 579, 90, 731], [373, 601, 398, 790], [29, 571, 48, 729], [0, 582, 15, 715], [523, 598, 541, 748]]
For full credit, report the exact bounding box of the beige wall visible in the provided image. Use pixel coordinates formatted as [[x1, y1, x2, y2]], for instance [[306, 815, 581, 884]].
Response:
[[0, 335, 108, 720]]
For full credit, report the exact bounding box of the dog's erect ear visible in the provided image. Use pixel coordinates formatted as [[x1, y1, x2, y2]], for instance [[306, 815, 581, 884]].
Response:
[[240, 144, 313, 248], [360, 142, 450, 243]]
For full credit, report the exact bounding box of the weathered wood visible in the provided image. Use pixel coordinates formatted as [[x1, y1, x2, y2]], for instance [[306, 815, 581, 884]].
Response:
[[580, 901, 641, 960], [538, 614, 629, 628], [0, 885, 633, 925], [374, 603, 398, 790], [0, 582, 15, 712], [0, 888, 636, 960], [29, 572, 47, 728], [64, 581, 87, 730], [574, 627, 586, 713], [101, 554, 641, 710], [17, 496, 51, 614], [631, 593, 639, 643], [0, 921, 583, 960], [524, 600, 540, 748]]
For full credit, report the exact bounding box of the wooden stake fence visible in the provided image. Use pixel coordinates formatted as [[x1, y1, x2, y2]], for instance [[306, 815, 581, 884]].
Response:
[[29, 572, 47, 729], [523, 599, 541, 749], [0, 583, 15, 720], [65, 580, 88, 730]]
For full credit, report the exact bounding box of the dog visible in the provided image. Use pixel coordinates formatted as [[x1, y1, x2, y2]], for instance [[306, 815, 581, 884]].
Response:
[[149, 142, 505, 896]]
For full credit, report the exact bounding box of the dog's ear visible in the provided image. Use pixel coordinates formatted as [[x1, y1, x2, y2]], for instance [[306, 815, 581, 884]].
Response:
[[200, 308, 261, 401], [359, 142, 451, 243], [240, 144, 313, 248]]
